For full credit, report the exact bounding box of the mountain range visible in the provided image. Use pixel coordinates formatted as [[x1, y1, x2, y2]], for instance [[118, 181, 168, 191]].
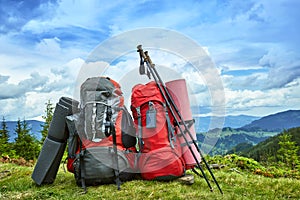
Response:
[[240, 110, 300, 132], [194, 115, 260, 132], [3, 109, 300, 146], [195, 110, 300, 133]]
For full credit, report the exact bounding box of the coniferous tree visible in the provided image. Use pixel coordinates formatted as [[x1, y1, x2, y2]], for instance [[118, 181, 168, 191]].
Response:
[[14, 119, 40, 160], [40, 100, 54, 143], [14, 119, 25, 157], [277, 131, 299, 169], [0, 116, 9, 155]]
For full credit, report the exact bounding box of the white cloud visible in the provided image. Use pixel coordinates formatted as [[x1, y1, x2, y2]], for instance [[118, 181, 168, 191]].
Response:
[[259, 47, 300, 89], [224, 78, 300, 116], [0, 56, 85, 120], [1, 0, 300, 121], [0, 0, 59, 34], [0, 72, 48, 99], [0, 90, 72, 121], [0, 97, 27, 120], [35, 37, 61, 57]]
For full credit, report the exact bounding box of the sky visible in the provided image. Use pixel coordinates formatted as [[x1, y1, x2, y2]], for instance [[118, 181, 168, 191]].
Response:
[[0, 0, 300, 121]]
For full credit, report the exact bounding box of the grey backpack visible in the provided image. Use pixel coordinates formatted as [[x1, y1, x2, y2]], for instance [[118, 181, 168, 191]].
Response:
[[66, 77, 137, 191]]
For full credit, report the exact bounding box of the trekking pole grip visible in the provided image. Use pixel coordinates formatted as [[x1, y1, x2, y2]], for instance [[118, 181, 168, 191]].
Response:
[[137, 45, 145, 59], [137, 45, 155, 68], [144, 51, 155, 68]]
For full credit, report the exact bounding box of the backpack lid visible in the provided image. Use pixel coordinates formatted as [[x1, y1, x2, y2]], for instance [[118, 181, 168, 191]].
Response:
[[131, 81, 164, 108], [80, 77, 122, 107]]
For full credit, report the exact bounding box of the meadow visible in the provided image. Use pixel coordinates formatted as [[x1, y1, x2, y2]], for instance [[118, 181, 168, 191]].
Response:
[[1, 157, 300, 200]]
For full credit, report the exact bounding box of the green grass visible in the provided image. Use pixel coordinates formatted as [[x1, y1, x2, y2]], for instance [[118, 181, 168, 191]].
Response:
[[1, 162, 300, 200]]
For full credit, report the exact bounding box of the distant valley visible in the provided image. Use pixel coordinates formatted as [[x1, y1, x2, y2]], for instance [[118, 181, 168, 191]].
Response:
[[194, 115, 260, 132], [197, 110, 300, 155]]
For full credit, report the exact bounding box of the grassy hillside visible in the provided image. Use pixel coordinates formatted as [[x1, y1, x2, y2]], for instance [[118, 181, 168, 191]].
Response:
[[1, 156, 300, 199], [197, 128, 278, 155], [241, 127, 300, 162]]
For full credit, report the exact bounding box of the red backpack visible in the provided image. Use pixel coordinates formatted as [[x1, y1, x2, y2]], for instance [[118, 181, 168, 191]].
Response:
[[131, 81, 185, 180]]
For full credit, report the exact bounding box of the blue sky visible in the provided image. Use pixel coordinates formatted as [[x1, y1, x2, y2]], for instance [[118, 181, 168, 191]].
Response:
[[0, 0, 300, 121]]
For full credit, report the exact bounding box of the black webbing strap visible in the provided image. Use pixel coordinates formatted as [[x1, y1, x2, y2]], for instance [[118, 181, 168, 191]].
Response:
[[165, 105, 175, 148], [79, 140, 87, 193], [180, 140, 198, 147], [176, 119, 195, 137], [176, 119, 195, 127], [136, 107, 143, 152], [112, 129, 121, 190], [47, 135, 66, 143], [107, 106, 121, 190]]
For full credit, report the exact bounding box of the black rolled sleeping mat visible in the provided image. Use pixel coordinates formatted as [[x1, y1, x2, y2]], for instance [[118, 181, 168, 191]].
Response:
[[48, 97, 79, 141], [32, 97, 79, 185], [31, 137, 67, 185], [59, 97, 79, 115]]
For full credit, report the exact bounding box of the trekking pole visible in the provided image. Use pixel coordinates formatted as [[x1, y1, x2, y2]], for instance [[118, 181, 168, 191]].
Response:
[[142, 50, 223, 195], [139, 45, 223, 194], [137, 45, 214, 192]]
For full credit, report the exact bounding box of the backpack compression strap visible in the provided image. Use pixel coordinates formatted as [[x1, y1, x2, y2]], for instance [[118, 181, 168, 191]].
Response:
[[175, 119, 197, 147], [136, 107, 143, 151], [106, 106, 121, 190], [79, 140, 87, 193], [164, 104, 175, 149]]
